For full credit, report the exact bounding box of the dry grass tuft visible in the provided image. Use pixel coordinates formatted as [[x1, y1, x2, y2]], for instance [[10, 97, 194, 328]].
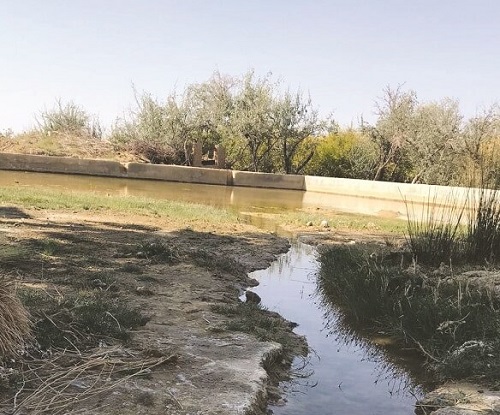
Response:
[[0, 279, 32, 359], [1, 346, 176, 414]]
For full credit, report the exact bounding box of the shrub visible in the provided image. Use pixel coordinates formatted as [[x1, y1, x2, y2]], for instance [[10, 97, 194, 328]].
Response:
[[36, 99, 101, 139], [304, 130, 378, 179]]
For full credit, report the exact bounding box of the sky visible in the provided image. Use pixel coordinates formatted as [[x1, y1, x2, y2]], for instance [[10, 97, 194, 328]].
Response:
[[1, 0, 499, 133]]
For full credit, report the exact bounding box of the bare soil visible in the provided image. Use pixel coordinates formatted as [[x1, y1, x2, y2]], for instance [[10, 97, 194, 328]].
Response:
[[0, 207, 304, 415]]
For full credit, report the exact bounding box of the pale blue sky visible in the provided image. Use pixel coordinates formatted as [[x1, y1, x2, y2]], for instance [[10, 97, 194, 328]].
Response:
[[1, 0, 499, 133]]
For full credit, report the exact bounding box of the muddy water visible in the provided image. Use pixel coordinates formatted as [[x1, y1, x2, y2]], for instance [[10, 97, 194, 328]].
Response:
[[250, 243, 427, 415], [0, 170, 412, 218], [1, 170, 429, 413]]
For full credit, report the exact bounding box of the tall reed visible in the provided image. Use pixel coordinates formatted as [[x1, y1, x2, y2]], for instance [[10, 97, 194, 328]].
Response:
[[404, 192, 466, 266]]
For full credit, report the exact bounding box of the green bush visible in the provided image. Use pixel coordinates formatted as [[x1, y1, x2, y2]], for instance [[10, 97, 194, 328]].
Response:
[[304, 130, 377, 179]]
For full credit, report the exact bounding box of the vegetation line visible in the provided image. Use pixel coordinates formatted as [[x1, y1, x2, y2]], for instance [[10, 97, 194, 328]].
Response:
[[1, 71, 499, 188]]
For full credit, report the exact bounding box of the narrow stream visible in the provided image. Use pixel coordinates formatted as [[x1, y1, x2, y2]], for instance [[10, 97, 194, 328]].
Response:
[[250, 242, 427, 415]]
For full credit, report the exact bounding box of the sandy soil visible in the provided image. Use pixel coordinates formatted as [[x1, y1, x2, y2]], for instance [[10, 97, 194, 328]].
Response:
[[0, 207, 304, 415]]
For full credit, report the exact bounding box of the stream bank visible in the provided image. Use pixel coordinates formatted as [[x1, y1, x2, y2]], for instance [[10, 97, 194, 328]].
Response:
[[0, 207, 307, 415]]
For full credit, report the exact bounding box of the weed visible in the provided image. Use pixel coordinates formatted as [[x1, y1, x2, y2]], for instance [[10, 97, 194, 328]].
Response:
[[136, 240, 179, 264], [188, 249, 244, 274], [119, 263, 143, 274], [37, 238, 62, 256], [0, 243, 30, 268]]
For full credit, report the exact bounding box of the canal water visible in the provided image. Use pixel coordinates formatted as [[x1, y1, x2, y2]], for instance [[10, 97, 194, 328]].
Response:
[[1, 170, 428, 413]]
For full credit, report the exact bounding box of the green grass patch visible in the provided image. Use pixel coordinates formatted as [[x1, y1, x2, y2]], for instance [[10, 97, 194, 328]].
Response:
[[0, 186, 238, 225]]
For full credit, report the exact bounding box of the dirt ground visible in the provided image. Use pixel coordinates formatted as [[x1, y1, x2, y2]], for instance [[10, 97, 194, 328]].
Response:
[[0, 207, 305, 415]]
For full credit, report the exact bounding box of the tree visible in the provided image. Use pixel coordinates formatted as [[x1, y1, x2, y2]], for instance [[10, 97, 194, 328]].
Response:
[[111, 70, 329, 173], [228, 71, 276, 172], [459, 105, 500, 187], [406, 99, 462, 184], [364, 86, 417, 181], [272, 90, 329, 174]]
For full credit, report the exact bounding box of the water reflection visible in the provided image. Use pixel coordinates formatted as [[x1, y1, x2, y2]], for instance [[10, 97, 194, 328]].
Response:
[[251, 242, 426, 415]]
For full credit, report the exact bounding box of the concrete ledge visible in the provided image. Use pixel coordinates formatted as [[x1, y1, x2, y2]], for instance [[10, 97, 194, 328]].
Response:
[[0, 153, 127, 177], [126, 163, 230, 185], [232, 171, 305, 190], [304, 175, 473, 206]]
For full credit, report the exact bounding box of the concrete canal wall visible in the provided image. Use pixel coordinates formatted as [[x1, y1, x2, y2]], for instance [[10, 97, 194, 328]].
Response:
[[0, 153, 127, 177], [0, 152, 481, 205]]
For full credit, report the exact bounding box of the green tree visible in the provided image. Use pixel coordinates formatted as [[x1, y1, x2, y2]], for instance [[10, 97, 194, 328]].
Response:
[[364, 86, 417, 181], [458, 105, 500, 187], [272, 90, 328, 174]]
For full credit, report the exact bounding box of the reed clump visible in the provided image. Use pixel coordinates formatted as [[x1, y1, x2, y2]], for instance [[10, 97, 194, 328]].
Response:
[[405, 188, 500, 266]]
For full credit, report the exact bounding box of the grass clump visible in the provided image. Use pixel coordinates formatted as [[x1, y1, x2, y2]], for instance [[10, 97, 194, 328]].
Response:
[[189, 249, 244, 274], [19, 288, 148, 350], [136, 240, 180, 264], [211, 302, 302, 355], [465, 189, 500, 263], [405, 192, 466, 266], [37, 99, 101, 139], [0, 280, 32, 359], [317, 244, 500, 384]]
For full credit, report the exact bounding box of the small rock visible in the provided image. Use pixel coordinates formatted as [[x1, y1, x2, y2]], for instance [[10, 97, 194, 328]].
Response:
[[245, 291, 261, 304], [92, 278, 107, 288], [136, 286, 154, 296], [320, 220, 329, 228], [306, 221, 313, 227]]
